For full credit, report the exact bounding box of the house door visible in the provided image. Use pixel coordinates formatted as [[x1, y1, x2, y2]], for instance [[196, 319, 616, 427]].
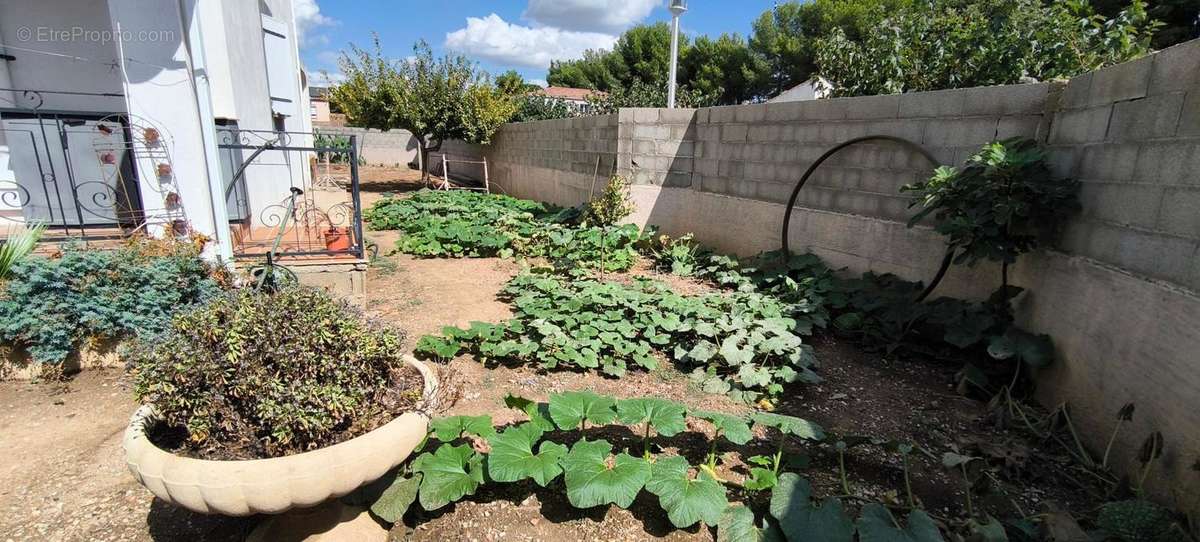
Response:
[[0, 114, 140, 227]]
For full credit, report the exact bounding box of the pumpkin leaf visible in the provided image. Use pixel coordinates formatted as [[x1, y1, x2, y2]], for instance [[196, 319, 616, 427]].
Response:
[[560, 438, 651, 509], [769, 473, 854, 542], [719, 504, 784, 542], [751, 412, 826, 441], [430, 415, 495, 441], [504, 392, 556, 431], [549, 391, 618, 430], [486, 422, 568, 486], [646, 455, 729, 528], [743, 467, 778, 491], [856, 503, 945, 542], [412, 444, 485, 510], [616, 398, 687, 437], [370, 473, 422, 523], [692, 410, 753, 445]]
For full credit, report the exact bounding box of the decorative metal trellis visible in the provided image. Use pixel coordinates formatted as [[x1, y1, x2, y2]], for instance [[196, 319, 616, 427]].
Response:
[[0, 88, 186, 243]]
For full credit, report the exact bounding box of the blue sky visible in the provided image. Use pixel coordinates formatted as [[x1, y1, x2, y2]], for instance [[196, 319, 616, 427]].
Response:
[[295, 0, 779, 87]]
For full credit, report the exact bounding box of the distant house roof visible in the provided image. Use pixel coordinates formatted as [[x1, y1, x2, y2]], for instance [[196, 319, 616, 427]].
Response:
[[539, 86, 604, 101], [310, 86, 330, 99], [767, 76, 833, 103]]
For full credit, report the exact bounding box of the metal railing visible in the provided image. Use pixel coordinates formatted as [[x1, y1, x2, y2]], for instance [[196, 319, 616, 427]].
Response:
[[0, 88, 145, 242], [217, 127, 364, 260]]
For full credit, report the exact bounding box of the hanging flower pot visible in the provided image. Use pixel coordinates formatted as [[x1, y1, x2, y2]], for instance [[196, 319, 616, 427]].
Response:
[[170, 219, 189, 236], [143, 128, 160, 145], [323, 227, 352, 252], [100, 151, 117, 165], [164, 192, 180, 208], [156, 163, 172, 178]]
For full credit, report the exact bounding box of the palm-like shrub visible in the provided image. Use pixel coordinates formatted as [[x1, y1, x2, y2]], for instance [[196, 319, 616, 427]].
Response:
[[132, 286, 412, 458]]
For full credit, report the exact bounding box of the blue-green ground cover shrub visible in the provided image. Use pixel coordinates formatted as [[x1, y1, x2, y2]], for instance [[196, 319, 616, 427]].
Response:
[[0, 240, 221, 365]]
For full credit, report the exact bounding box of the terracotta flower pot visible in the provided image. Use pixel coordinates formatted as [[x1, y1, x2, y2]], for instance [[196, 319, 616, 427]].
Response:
[[123, 355, 437, 516], [323, 227, 352, 251], [156, 163, 172, 178], [143, 127, 160, 145]]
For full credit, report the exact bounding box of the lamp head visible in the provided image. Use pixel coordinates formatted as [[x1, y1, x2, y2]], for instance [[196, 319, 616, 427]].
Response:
[[669, 0, 688, 15]]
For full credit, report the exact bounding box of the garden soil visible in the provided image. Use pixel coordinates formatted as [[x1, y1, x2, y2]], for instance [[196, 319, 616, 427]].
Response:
[[0, 252, 1106, 541]]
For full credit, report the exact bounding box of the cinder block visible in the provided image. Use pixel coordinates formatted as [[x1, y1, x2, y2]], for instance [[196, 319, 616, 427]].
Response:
[[1059, 71, 1094, 111], [722, 124, 749, 141], [996, 115, 1043, 139], [1049, 106, 1112, 144], [1157, 187, 1200, 239], [963, 83, 1051, 116], [663, 171, 694, 188], [658, 108, 698, 124], [1088, 55, 1153, 107], [1109, 92, 1185, 141], [734, 104, 767, 123], [924, 117, 997, 147], [1149, 40, 1200, 95], [899, 88, 968, 117], [1077, 181, 1163, 230], [1077, 144, 1141, 182], [843, 94, 900, 119], [709, 106, 737, 123], [1180, 91, 1200, 137], [764, 101, 806, 122], [800, 99, 847, 120], [1108, 225, 1195, 287]]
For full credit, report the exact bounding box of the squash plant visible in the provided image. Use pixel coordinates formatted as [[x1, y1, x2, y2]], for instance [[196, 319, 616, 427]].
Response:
[[371, 392, 945, 542], [416, 273, 824, 403]]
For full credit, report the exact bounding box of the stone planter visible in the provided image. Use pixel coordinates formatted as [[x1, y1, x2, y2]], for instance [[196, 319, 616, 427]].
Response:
[[123, 355, 437, 517]]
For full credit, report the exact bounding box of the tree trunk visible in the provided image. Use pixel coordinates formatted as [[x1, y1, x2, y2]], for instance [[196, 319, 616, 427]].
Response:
[[417, 138, 430, 182]]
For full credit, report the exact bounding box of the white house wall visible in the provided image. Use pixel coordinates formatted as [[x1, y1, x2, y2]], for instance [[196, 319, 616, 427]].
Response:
[[216, 0, 311, 229], [105, 0, 217, 243]]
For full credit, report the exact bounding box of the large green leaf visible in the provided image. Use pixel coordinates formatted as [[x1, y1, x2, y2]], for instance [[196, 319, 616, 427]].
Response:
[[429, 415, 496, 441], [986, 328, 1053, 368], [504, 393, 556, 431], [486, 422, 568, 486], [751, 413, 826, 441], [370, 473, 422, 523], [856, 504, 944, 542], [719, 504, 783, 542], [769, 473, 854, 542], [646, 455, 729, 528], [561, 439, 651, 509], [691, 410, 753, 445], [616, 398, 687, 437], [412, 444, 485, 510], [548, 391, 618, 430]]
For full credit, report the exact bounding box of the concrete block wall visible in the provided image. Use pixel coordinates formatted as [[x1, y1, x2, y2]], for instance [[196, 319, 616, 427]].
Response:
[[454, 39, 1200, 513], [481, 115, 620, 207], [1046, 40, 1200, 293], [316, 126, 419, 166]]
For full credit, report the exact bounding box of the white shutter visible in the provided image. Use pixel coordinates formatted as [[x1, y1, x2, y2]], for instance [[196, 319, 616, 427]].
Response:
[[261, 15, 298, 117]]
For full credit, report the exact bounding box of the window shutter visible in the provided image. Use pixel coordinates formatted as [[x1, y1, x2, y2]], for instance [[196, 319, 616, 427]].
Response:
[[261, 15, 298, 117]]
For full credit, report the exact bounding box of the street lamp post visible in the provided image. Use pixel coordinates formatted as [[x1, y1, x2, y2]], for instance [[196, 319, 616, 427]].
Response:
[[667, 0, 688, 109]]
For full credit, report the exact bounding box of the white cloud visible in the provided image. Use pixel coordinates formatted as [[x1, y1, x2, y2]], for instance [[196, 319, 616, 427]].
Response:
[[445, 14, 616, 70], [292, 0, 334, 47], [524, 0, 661, 34], [316, 50, 341, 67], [529, 78, 548, 88]]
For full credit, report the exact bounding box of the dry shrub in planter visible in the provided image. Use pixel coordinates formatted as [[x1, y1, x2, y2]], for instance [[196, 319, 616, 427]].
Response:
[[132, 286, 416, 459]]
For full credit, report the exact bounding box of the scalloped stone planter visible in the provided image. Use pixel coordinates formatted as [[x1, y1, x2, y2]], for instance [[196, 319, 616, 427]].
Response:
[[123, 355, 437, 517]]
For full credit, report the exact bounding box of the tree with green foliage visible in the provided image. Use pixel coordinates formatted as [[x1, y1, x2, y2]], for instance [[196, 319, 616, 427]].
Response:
[[815, 0, 1160, 97], [749, 0, 912, 96], [586, 80, 715, 113], [511, 94, 576, 122], [547, 49, 621, 91], [495, 70, 540, 96], [1092, 0, 1200, 48], [330, 39, 515, 181], [681, 33, 764, 105]]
